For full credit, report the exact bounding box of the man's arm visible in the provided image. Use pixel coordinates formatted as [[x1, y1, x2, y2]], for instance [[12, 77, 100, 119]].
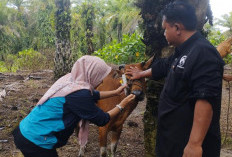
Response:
[[126, 56, 173, 80], [183, 99, 213, 157], [126, 67, 152, 80]]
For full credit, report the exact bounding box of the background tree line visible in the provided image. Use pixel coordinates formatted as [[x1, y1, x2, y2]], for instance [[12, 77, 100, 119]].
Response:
[[0, 0, 231, 73], [0, 0, 146, 73]]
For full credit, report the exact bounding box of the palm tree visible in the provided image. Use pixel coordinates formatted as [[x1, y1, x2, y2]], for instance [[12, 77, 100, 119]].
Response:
[[0, 0, 28, 55], [70, 0, 142, 55], [217, 12, 232, 37], [54, 0, 72, 78], [81, 2, 95, 54], [104, 0, 142, 42]]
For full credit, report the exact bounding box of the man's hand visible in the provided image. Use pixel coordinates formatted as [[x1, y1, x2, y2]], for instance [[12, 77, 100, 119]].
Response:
[[223, 74, 232, 82], [183, 143, 202, 157], [182, 99, 213, 157], [126, 66, 143, 80]]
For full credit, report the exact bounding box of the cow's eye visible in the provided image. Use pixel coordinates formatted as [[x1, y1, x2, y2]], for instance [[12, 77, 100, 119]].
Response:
[[141, 61, 146, 67]]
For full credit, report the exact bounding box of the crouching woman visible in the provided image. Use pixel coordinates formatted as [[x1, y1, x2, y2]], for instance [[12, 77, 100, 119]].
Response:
[[13, 55, 135, 157]]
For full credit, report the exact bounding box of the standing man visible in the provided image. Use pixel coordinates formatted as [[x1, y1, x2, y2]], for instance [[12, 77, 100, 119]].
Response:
[[126, 1, 224, 157]]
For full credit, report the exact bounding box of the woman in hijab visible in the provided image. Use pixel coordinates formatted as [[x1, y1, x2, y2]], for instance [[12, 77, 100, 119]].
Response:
[[13, 55, 135, 157]]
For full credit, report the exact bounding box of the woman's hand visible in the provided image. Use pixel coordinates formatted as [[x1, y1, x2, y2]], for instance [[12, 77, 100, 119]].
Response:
[[119, 94, 136, 108], [107, 94, 136, 118], [114, 84, 127, 95], [100, 85, 127, 99]]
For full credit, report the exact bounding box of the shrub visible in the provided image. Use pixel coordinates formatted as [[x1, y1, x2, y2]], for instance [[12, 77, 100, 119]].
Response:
[[4, 54, 18, 71], [0, 61, 8, 72], [94, 33, 147, 64], [17, 49, 47, 71], [224, 54, 232, 64]]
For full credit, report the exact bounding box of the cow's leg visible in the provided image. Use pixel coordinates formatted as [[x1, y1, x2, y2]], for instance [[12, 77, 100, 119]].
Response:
[[110, 127, 123, 157], [99, 127, 108, 157], [78, 145, 86, 157]]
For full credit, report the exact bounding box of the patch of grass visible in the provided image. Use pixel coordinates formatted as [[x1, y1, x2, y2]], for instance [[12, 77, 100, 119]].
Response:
[[0, 113, 21, 137], [221, 133, 232, 150], [25, 80, 41, 89]]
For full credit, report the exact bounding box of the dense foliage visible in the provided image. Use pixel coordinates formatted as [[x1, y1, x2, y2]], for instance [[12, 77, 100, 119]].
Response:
[[0, 49, 47, 72], [204, 13, 232, 64], [94, 33, 146, 64], [0, 0, 143, 72], [0, 0, 231, 72]]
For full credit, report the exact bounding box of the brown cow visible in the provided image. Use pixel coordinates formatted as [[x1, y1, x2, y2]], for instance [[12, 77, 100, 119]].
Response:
[[78, 58, 153, 157]]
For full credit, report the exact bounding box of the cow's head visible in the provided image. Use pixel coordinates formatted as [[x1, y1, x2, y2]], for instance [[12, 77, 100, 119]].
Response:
[[118, 57, 153, 101], [96, 57, 153, 102]]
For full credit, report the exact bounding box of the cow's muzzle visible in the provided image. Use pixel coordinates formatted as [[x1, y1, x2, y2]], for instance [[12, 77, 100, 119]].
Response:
[[131, 90, 144, 101]]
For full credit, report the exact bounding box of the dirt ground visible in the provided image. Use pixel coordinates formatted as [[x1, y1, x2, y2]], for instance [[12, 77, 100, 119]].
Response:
[[0, 69, 232, 157]]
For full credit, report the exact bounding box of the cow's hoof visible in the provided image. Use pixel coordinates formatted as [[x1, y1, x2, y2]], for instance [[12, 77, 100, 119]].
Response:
[[78, 146, 85, 157], [78, 152, 84, 157], [100, 147, 107, 157]]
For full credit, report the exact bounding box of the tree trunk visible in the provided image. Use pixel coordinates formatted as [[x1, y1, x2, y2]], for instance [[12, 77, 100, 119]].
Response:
[[82, 3, 95, 55], [136, 1, 169, 156], [117, 22, 122, 43], [188, 0, 212, 30], [54, 0, 72, 79], [136, 0, 211, 156], [99, 21, 106, 49]]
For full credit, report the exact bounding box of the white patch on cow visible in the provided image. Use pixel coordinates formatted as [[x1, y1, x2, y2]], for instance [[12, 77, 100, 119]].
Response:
[[100, 147, 107, 157], [122, 74, 128, 95], [78, 145, 85, 157], [111, 141, 118, 157]]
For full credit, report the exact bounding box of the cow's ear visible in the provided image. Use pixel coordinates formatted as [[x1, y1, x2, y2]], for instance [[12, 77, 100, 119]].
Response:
[[143, 56, 154, 70]]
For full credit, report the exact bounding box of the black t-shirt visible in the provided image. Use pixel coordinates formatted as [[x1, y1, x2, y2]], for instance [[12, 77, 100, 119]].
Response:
[[151, 32, 224, 157]]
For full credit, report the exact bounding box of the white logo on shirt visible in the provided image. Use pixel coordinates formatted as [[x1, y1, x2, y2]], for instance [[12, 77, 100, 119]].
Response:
[[177, 55, 187, 69]]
